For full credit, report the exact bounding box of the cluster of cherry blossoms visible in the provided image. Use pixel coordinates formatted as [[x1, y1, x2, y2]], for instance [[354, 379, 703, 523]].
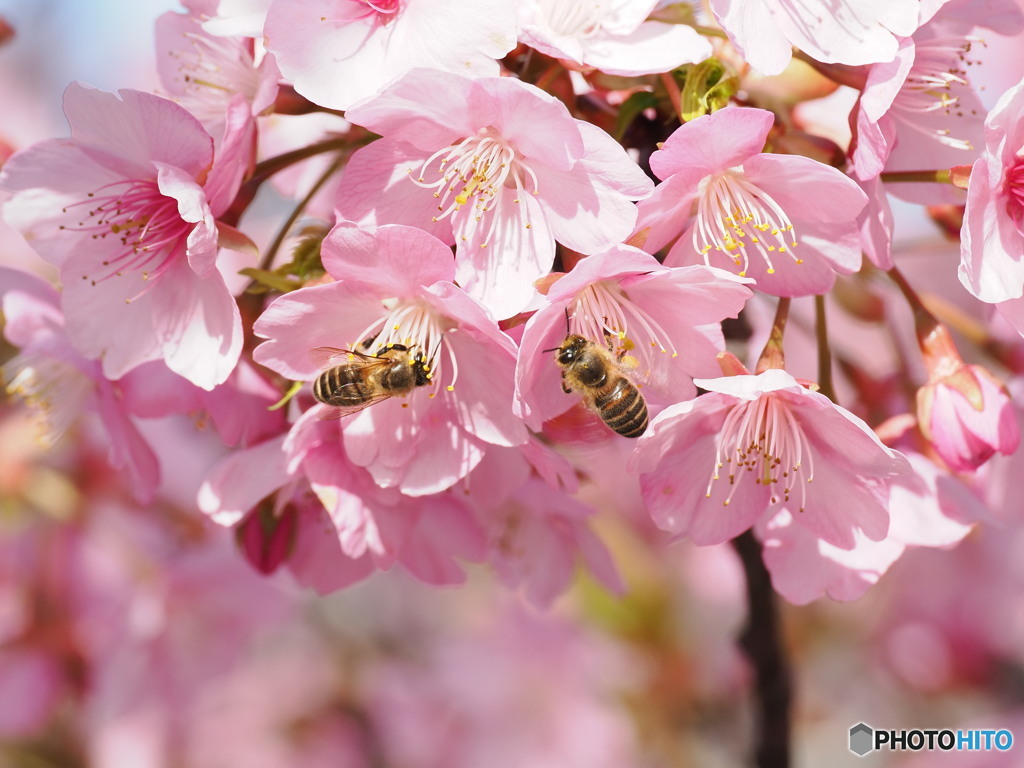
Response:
[[4, 0, 1024, 605], [6, 0, 1024, 761]]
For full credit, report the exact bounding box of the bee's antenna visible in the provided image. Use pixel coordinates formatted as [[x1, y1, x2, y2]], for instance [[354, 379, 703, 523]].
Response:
[[564, 305, 571, 334], [428, 337, 442, 367]]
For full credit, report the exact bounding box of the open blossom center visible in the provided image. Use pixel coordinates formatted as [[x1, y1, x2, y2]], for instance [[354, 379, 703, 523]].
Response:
[[693, 169, 800, 277], [3, 352, 93, 448], [168, 32, 260, 121], [411, 129, 538, 248], [892, 36, 980, 151], [348, 298, 460, 393], [342, 0, 402, 23], [570, 280, 677, 382], [61, 178, 190, 292], [1004, 156, 1024, 233], [706, 393, 814, 511], [541, 0, 605, 38]]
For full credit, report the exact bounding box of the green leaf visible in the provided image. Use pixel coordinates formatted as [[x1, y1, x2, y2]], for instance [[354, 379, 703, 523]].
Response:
[[678, 58, 738, 122]]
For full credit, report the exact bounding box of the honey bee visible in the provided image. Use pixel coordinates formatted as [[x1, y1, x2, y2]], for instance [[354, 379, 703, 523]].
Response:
[[310, 343, 431, 417], [553, 334, 648, 438]]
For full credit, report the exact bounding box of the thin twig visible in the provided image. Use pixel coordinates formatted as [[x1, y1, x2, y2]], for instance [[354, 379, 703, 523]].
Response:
[[257, 152, 347, 273], [814, 294, 836, 400], [878, 169, 953, 185]]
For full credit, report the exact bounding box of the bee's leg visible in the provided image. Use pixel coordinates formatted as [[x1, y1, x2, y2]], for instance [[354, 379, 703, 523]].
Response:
[[561, 375, 572, 395]]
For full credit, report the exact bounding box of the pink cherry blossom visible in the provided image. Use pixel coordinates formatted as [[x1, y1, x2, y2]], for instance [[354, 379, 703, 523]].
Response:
[[515, 244, 752, 430], [155, 6, 280, 139], [254, 223, 528, 495], [0, 84, 245, 389], [959, 75, 1024, 321], [264, 0, 517, 111], [710, 0, 920, 77], [918, 360, 1019, 473], [634, 107, 867, 297], [519, 0, 712, 77], [337, 70, 654, 318], [849, 1, 1023, 198], [1, 267, 159, 502], [630, 368, 910, 550]]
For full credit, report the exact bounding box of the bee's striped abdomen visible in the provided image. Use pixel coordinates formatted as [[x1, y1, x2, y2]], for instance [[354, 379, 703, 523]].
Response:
[[314, 366, 374, 407], [595, 378, 648, 438]]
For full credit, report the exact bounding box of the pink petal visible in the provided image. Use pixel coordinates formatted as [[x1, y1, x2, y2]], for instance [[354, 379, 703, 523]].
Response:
[[0, 268, 61, 345], [514, 300, 578, 428], [651, 107, 775, 181], [536, 122, 651, 254], [580, 22, 712, 77], [63, 83, 212, 180], [453, 187, 552, 319], [960, 153, 1024, 302], [758, 509, 904, 605], [323, 222, 455, 294], [788, 456, 891, 549], [631, 175, 698, 254], [888, 453, 976, 547], [344, 68, 478, 149], [858, 176, 895, 270], [635, 398, 768, 543], [265, 0, 392, 111], [424, 282, 528, 447], [396, 496, 487, 585], [335, 139, 454, 243], [202, 95, 257, 216], [768, 0, 917, 67], [96, 385, 161, 505], [253, 281, 387, 380], [475, 76, 584, 172], [0, 141, 131, 268], [287, 507, 376, 594], [198, 435, 290, 526], [710, 0, 792, 75], [154, 162, 218, 276], [148, 262, 243, 390]]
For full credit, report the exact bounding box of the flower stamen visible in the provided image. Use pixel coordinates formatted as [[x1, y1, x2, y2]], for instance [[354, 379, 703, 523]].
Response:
[[694, 169, 800, 277], [705, 393, 814, 511], [60, 179, 190, 300], [410, 130, 538, 247], [570, 281, 678, 383]]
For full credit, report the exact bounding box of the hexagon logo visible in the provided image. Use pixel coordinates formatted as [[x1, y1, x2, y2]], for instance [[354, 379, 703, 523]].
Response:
[[849, 723, 874, 757]]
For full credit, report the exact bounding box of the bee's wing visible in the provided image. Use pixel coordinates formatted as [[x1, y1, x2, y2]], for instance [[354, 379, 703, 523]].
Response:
[[310, 345, 390, 367], [314, 351, 398, 420], [317, 389, 397, 420], [613, 349, 656, 388]]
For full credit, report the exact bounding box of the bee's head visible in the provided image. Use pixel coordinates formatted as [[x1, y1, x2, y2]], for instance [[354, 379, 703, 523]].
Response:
[[554, 334, 588, 366], [412, 350, 431, 387]]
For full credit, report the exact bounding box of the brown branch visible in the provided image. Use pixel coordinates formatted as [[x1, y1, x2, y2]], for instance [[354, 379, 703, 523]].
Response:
[[732, 530, 792, 768]]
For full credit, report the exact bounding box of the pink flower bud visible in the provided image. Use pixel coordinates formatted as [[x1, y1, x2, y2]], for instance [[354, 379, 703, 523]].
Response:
[[235, 502, 298, 575], [917, 363, 1020, 473]]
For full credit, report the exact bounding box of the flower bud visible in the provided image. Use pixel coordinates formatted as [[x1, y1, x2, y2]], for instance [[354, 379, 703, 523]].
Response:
[[916, 327, 1019, 472]]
